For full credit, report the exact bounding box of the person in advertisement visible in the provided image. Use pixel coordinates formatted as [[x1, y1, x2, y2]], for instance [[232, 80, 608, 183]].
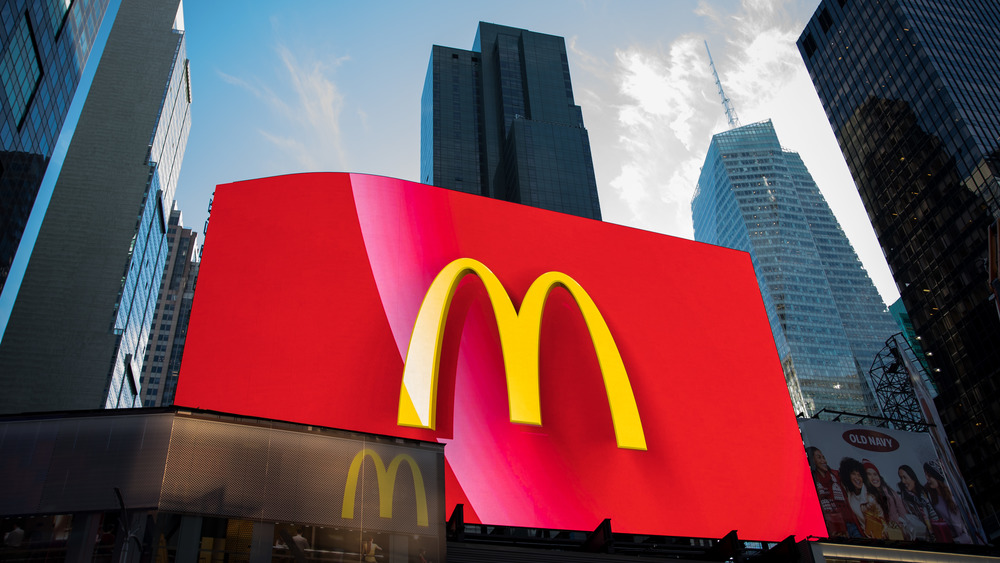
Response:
[[924, 460, 972, 543], [862, 459, 909, 540], [839, 457, 889, 538], [806, 447, 862, 537], [800, 418, 983, 545], [897, 464, 939, 541]]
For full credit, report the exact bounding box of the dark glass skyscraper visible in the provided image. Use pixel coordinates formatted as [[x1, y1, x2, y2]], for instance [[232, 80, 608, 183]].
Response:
[[0, 0, 191, 412], [798, 0, 1000, 537], [420, 22, 601, 219], [693, 120, 898, 417]]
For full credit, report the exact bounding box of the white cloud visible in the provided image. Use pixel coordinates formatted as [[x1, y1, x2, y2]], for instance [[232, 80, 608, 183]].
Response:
[[605, 35, 717, 237], [220, 44, 350, 171], [602, 0, 898, 303], [258, 130, 316, 169], [693, 0, 722, 25], [607, 0, 809, 239], [567, 35, 609, 78]]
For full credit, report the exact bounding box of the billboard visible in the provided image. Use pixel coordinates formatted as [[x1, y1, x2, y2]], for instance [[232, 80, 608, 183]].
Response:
[[177, 173, 825, 540], [799, 418, 977, 543], [0, 411, 445, 562]]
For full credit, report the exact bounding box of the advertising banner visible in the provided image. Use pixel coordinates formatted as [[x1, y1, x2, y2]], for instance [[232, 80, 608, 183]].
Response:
[[160, 417, 442, 536], [799, 418, 977, 543], [895, 336, 988, 544], [177, 173, 825, 540]]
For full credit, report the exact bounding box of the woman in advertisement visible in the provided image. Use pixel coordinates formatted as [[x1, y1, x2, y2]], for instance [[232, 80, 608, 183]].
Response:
[[924, 461, 972, 543], [896, 464, 936, 541], [862, 459, 908, 540], [839, 457, 888, 539], [806, 447, 862, 537]]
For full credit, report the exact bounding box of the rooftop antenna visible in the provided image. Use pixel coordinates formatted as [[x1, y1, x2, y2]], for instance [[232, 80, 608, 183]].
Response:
[[705, 41, 741, 128]]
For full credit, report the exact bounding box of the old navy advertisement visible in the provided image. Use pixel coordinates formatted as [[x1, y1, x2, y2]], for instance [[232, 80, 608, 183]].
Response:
[[799, 418, 980, 544]]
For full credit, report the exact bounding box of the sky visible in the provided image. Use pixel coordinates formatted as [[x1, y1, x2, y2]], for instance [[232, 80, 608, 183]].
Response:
[[175, 0, 901, 306]]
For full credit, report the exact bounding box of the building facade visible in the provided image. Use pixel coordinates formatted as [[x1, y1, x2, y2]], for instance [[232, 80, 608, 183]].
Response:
[[0, 410, 994, 563], [888, 297, 936, 395], [140, 203, 198, 407], [692, 120, 898, 417], [798, 0, 1000, 537], [0, 0, 110, 291], [0, 0, 191, 412], [0, 408, 446, 563], [420, 22, 601, 219]]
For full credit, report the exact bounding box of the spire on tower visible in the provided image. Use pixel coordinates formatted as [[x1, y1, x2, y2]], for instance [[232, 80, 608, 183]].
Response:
[[705, 41, 741, 128]]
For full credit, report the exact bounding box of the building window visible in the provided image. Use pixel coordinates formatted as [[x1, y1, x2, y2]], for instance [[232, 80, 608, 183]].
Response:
[[802, 33, 818, 59], [48, 0, 72, 38], [818, 8, 833, 33], [1, 13, 42, 129]]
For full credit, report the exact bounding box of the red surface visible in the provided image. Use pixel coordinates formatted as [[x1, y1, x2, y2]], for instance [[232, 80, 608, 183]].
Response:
[[177, 173, 826, 540]]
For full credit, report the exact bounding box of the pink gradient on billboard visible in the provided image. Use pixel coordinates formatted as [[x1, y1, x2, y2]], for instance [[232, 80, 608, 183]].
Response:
[[177, 173, 826, 540]]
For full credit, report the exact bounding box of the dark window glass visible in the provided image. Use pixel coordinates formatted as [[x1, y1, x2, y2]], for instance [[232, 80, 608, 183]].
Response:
[[1, 13, 43, 129], [803, 33, 818, 58], [819, 8, 834, 32]]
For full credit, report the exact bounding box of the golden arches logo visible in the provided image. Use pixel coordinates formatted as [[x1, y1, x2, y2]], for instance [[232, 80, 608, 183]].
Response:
[[341, 448, 429, 527], [397, 257, 647, 450]]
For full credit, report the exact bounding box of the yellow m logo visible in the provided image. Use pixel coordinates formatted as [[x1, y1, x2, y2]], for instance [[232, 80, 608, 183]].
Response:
[[397, 258, 647, 450], [341, 448, 429, 527]]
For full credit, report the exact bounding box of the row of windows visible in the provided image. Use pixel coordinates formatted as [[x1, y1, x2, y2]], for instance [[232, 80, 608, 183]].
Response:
[[0, 13, 40, 128], [1, 0, 88, 149], [697, 120, 897, 415], [802, 6, 1000, 503]]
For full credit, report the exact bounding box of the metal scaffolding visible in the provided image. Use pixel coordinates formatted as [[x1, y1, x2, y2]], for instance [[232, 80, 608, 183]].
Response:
[[869, 333, 927, 432]]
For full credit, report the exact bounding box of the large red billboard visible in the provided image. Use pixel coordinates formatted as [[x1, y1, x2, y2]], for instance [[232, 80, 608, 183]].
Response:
[[177, 173, 825, 540]]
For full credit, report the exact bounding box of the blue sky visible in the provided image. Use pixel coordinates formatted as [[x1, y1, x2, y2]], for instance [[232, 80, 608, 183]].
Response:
[[175, 0, 900, 305]]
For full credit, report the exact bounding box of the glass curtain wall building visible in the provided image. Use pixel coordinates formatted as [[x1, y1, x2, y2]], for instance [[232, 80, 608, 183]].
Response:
[[693, 120, 898, 416], [421, 22, 601, 220], [140, 203, 198, 407], [0, 0, 191, 412], [0, 0, 110, 291], [798, 0, 1000, 537]]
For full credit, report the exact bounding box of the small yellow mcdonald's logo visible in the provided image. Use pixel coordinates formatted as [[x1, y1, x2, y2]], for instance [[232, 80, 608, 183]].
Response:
[[341, 448, 429, 527], [397, 258, 647, 450]]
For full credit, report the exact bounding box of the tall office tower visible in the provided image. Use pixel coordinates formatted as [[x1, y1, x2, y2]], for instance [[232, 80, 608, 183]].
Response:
[[1, 0, 111, 291], [692, 120, 898, 416], [420, 22, 602, 219], [888, 298, 935, 392], [0, 0, 191, 412], [798, 0, 1000, 536], [140, 203, 198, 407]]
